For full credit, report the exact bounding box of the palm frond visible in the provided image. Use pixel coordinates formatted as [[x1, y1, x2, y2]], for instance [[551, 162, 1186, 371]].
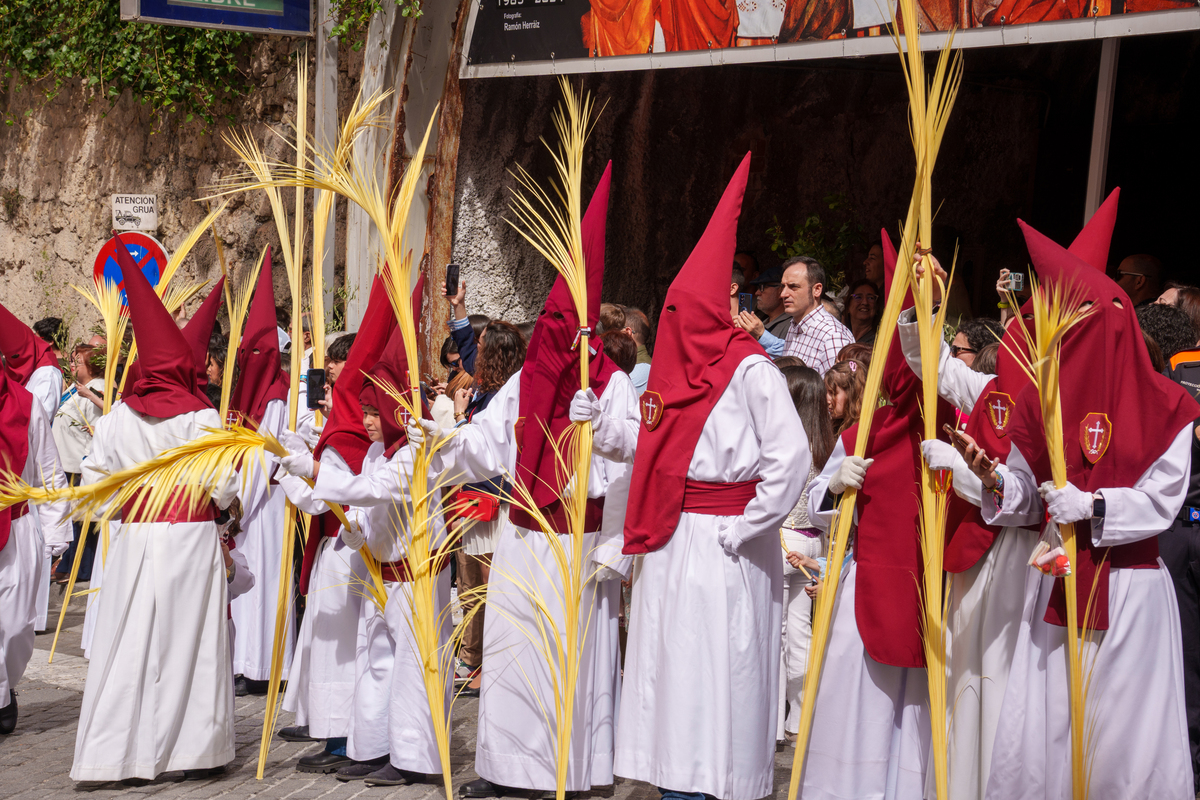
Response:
[[221, 247, 268, 423]]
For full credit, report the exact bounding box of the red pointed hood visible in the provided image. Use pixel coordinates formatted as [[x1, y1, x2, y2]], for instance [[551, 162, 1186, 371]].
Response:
[[1067, 187, 1119, 271], [0, 303, 59, 385], [0, 368, 33, 551], [1009, 219, 1200, 630], [515, 162, 620, 514], [229, 249, 289, 425], [116, 231, 210, 418], [181, 277, 226, 401], [623, 153, 766, 554], [315, 276, 397, 472], [359, 275, 426, 456]]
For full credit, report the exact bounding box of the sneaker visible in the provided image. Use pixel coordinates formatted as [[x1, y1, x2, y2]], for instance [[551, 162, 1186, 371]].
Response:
[[454, 658, 480, 686]]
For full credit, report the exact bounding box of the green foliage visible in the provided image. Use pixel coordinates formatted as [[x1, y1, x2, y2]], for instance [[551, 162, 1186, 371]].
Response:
[[0, 0, 250, 129], [766, 193, 865, 295], [328, 0, 423, 51]]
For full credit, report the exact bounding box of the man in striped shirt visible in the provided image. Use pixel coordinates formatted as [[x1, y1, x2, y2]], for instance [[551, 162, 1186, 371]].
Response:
[[779, 256, 855, 376]]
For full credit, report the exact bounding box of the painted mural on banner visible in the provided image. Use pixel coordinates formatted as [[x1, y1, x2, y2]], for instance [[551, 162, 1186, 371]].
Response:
[[467, 0, 1194, 64]]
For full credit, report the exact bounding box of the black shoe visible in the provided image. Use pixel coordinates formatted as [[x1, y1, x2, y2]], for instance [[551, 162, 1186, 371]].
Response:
[[537, 792, 577, 800], [0, 690, 16, 735], [120, 778, 151, 787], [182, 766, 225, 780], [364, 764, 425, 786], [460, 778, 524, 798], [296, 751, 354, 773], [234, 676, 250, 697], [278, 725, 318, 743], [335, 756, 389, 782], [243, 678, 270, 696]]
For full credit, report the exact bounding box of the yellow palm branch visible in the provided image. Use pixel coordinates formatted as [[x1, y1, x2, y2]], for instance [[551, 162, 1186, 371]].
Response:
[[999, 274, 1096, 800], [220, 247, 268, 423]]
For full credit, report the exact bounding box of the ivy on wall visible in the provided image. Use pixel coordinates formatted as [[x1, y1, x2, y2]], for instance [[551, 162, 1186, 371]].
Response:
[[0, 0, 250, 129], [329, 0, 422, 51]]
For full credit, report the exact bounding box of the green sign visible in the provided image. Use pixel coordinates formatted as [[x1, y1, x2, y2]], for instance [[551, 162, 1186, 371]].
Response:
[[167, 0, 283, 15]]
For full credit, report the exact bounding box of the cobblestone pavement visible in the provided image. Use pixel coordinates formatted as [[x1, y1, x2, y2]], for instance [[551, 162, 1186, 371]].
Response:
[[1, 584, 796, 800]]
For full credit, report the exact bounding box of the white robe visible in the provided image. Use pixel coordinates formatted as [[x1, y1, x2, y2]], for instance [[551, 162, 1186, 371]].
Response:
[[279, 459, 364, 740], [981, 427, 1195, 800], [230, 398, 293, 681], [615, 356, 809, 800], [0, 395, 71, 697], [799, 438, 931, 800], [434, 368, 639, 791], [898, 311, 1040, 799], [28, 364, 65, 634], [71, 403, 239, 782], [314, 441, 451, 771]]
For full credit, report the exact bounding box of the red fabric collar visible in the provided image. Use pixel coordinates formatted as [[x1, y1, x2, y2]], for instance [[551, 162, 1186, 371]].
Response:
[[359, 276, 426, 456], [0, 370, 32, 552], [1008, 219, 1200, 630], [515, 162, 620, 511], [229, 248, 289, 425], [0, 302, 59, 385], [315, 276, 396, 473], [622, 153, 766, 555], [115, 231, 211, 418]]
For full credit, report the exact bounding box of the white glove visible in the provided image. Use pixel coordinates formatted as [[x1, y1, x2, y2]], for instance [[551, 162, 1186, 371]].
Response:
[[301, 423, 324, 450], [406, 418, 444, 449], [921, 439, 960, 471], [280, 447, 315, 480], [569, 388, 601, 424], [282, 430, 310, 457], [1039, 481, 1094, 525], [592, 565, 625, 583], [340, 510, 367, 550], [45, 542, 68, 560], [717, 523, 745, 558], [828, 456, 874, 495], [922, 439, 984, 507]]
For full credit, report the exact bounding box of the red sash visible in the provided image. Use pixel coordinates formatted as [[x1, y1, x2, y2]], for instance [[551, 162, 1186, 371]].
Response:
[[510, 498, 605, 536], [379, 548, 455, 583], [680, 479, 761, 515], [121, 488, 216, 524]]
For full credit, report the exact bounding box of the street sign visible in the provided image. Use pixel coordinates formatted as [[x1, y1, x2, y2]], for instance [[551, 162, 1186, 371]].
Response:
[[112, 194, 158, 231], [92, 233, 169, 306], [119, 0, 312, 35]]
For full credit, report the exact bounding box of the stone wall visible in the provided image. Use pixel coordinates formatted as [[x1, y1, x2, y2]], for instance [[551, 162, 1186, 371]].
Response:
[[0, 37, 364, 344]]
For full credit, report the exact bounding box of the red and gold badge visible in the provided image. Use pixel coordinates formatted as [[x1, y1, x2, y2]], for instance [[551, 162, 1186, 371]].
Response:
[[640, 391, 664, 431], [982, 391, 1015, 437], [224, 409, 244, 430], [1079, 412, 1112, 464]]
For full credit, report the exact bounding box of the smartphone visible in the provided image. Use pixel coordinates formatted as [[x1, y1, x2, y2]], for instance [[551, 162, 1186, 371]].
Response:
[[445, 263, 461, 298], [305, 368, 326, 410], [738, 292, 754, 314], [942, 423, 996, 471]]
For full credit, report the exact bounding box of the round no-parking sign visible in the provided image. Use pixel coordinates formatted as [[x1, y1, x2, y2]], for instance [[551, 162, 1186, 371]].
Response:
[[92, 232, 169, 305]]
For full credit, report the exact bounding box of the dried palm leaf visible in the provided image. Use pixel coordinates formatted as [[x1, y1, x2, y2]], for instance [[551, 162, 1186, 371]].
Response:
[[220, 248, 268, 423]]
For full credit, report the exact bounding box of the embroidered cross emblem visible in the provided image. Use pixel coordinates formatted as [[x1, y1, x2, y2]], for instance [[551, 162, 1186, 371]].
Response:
[[1079, 412, 1112, 464]]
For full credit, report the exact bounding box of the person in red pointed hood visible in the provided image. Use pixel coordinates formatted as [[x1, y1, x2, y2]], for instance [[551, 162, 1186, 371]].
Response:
[[894, 189, 1121, 800], [280, 274, 454, 784], [601, 154, 808, 800], [798, 230, 958, 800], [223, 248, 296, 693], [952, 215, 1200, 800], [180, 277, 226, 407], [0, 301, 64, 420], [267, 275, 396, 769], [71, 231, 240, 783], [424, 162, 642, 797], [0, 355, 72, 734], [229, 249, 289, 429]]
